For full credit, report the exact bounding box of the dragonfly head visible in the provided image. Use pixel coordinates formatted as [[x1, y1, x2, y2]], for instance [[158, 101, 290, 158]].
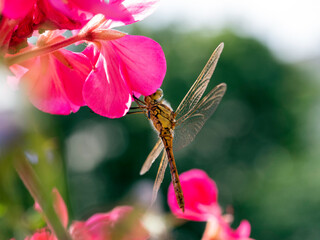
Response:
[[145, 88, 163, 103]]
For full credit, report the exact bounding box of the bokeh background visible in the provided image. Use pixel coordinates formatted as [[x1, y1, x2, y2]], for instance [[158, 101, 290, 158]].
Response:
[[1, 0, 320, 239]]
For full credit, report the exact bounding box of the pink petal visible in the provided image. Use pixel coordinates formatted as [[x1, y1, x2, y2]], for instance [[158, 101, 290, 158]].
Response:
[[33, 189, 68, 230], [168, 169, 220, 221], [47, 0, 159, 28], [111, 35, 166, 96], [0, 16, 19, 53], [1, 0, 36, 19], [24, 229, 57, 240], [108, 0, 160, 27], [69, 221, 92, 240], [52, 188, 68, 229], [83, 35, 165, 118], [83, 43, 132, 118], [70, 206, 149, 240], [85, 206, 133, 238], [233, 220, 252, 239], [16, 47, 91, 115], [35, 0, 87, 30], [202, 218, 253, 240]]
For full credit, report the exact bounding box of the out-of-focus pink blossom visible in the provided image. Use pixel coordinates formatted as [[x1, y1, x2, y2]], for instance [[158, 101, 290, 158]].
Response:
[[26, 188, 149, 240], [168, 169, 253, 240], [24, 229, 57, 240], [9, 31, 91, 115], [70, 206, 149, 240], [202, 218, 252, 240], [168, 169, 221, 221]]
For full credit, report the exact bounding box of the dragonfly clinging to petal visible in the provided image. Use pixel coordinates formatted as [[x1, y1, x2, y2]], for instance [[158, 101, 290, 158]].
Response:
[[128, 43, 227, 212]]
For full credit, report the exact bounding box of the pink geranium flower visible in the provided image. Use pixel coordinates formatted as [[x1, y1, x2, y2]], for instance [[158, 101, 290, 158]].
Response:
[[82, 31, 166, 118], [168, 169, 253, 240], [5, 0, 165, 118], [202, 216, 252, 240], [24, 188, 149, 240], [168, 169, 221, 221], [70, 207, 149, 240], [9, 31, 91, 115]]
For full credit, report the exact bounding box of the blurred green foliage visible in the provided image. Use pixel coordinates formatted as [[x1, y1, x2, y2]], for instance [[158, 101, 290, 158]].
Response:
[[1, 27, 320, 240]]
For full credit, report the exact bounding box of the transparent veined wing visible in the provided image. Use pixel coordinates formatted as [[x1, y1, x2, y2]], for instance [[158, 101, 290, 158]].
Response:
[[174, 43, 224, 119], [151, 150, 169, 205], [140, 139, 164, 175], [173, 83, 227, 151]]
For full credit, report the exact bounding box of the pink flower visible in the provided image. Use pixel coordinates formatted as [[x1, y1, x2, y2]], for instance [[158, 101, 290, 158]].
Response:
[[202, 218, 252, 240], [25, 188, 149, 240], [168, 169, 221, 221], [168, 169, 253, 240], [70, 207, 149, 240], [24, 229, 57, 240], [82, 33, 166, 118], [6, 0, 165, 118], [9, 31, 91, 115], [1, 0, 160, 52]]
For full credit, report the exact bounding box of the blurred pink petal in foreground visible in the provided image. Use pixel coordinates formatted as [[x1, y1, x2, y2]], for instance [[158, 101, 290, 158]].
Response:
[[202, 217, 252, 240], [24, 229, 57, 240], [168, 169, 253, 240], [27, 188, 149, 240], [70, 206, 149, 240]]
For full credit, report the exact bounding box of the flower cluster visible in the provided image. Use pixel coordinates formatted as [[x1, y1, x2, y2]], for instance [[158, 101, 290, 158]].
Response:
[[1, 0, 166, 118], [168, 169, 253, 240], [23, 188, 149, 240]]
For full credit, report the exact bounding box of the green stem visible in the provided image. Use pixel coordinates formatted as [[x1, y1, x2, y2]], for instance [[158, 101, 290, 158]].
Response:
[[14, 153, 71, 240], [5, 35, 82, 66]]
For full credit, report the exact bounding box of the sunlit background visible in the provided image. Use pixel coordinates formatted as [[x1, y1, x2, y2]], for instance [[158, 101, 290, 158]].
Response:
[[1, 1, 320, 239]]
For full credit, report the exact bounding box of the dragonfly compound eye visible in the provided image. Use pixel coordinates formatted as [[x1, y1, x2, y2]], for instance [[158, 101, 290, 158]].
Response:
[[151, 88, 163, 101]]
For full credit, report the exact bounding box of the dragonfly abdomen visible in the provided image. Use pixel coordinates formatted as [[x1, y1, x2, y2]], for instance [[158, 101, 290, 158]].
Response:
[[160, 129, 185, 212]]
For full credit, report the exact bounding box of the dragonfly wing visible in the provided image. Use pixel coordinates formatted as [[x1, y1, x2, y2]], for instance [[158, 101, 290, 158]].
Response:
[[151, 150, 169, 206], [140, 139, 164, 175], [173, 83, 227, 151], [174, 43, 224, 118]]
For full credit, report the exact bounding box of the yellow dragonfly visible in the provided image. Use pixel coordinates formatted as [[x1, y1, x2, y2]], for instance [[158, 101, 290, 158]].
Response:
[[129, 43, 227, 212]]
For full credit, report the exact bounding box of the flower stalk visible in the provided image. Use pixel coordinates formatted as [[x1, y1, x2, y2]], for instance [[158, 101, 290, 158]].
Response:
[[4, 29, 126, 66], [14, 152, 72, 240]]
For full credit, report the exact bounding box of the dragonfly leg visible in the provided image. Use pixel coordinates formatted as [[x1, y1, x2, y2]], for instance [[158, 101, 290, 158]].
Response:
[[126, 111, 145, 115], [133, 95, 146, 106], [130, 106, 146, 110]]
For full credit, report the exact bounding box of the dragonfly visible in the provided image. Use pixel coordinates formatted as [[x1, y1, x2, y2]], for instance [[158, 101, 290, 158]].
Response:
[[128, 43, 227, 212]]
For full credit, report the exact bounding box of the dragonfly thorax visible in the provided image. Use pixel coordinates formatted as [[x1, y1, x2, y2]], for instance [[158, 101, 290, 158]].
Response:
[[144, 88, 163, 104]]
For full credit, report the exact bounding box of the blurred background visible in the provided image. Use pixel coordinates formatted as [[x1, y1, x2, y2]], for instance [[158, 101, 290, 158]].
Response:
[[1, 0, 320, 239]]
